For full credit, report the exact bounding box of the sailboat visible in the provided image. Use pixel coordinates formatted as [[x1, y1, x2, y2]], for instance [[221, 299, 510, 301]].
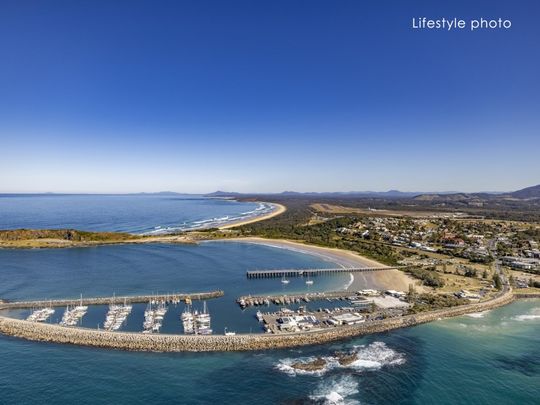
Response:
[[305, 274, 314, 285], [281, 275, 290, 284]]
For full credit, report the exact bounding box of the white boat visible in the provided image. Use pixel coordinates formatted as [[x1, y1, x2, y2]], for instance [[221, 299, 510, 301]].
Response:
[[281, 276, 290, 284], [256, 310, 264, 322], [181, 307, 195, 334], [194, 301, 212, 335], [224, 327, 236, 336]]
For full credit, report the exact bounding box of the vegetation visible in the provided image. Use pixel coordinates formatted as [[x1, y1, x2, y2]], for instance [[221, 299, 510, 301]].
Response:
[[493, 274, 503, 290], [528, 278, 540, 288], [0, 229, 137, 242], [408, 293, 466, 313], [405, 266, 445, 287]]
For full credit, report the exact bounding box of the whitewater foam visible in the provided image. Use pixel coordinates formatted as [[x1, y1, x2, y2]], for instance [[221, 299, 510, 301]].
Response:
[[466, 310, 490, 318], [343, 273, 354, 290], [140, 203, 276, 235], [512, 307, 540, 321], [275, 341, 405, 377], [309, 375, 360, 405]]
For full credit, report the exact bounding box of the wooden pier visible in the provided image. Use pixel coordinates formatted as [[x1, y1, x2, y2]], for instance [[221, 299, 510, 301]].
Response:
[[0, 291, 224, 310], [246, 266, 400, 279]]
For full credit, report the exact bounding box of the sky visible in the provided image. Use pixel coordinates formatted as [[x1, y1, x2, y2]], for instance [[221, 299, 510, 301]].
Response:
[[0, 0, 539, 193]]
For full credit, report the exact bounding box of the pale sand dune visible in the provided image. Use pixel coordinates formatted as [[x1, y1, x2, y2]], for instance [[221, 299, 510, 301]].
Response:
[[222, 237, 420, 292]]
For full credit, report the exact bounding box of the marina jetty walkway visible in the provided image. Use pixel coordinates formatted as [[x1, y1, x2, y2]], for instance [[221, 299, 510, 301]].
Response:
[[0, 291, 224, 310], [0, 287, 514, 352], [246, 266, 400, 279], [237, 290, 360, 307]]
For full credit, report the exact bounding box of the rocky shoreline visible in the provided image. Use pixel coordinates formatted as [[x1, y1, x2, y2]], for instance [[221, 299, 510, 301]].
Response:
[[0, 288, 515, 352]]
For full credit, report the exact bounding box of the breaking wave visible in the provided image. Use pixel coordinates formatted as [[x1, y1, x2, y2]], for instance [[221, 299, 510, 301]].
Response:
[[141, 202, 275, 235], [466, 310, 490, 318], [512, 307, 540, 322], [275, 341, 405, 377], [309, 375, 360, 404]]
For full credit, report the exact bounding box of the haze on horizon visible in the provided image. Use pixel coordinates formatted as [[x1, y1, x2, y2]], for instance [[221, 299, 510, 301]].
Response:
[[1, 1, 539, 194]]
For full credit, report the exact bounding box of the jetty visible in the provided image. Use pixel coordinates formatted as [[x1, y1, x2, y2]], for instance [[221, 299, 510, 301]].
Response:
[[246, 266, 400, 279], [237, 290, 370, 308], [0, 291, 224, 310]]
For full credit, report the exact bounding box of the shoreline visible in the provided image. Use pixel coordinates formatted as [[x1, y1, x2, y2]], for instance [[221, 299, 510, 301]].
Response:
[[217, 203, 286, 229], [218, 237, 420, 292]]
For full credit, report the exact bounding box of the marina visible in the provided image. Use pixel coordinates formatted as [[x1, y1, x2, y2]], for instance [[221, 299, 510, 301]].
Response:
[[0, 286, 515, 352], [103, 299, 132, 331], [59, 296, 88, 327], [236, 289, 389, 309], [26, 306, 55, 323], [143, 299, 168, 333], [181, 302, 213, 335]]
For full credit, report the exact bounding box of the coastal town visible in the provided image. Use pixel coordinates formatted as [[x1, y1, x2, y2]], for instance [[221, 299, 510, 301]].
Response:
[[0, 193, 539, 351]]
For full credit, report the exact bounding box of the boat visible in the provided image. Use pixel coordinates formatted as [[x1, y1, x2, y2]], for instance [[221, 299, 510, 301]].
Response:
[[255, 310, 264, 322], [281, 276, 290, 284], [181, 306, 195, 334], [224, 327, 236, 336], [305, 274, 314, 285], [194, 301, 212, 335]]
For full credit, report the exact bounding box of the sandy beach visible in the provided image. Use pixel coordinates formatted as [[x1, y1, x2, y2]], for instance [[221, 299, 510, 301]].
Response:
[[221, 237, 419, 292], [218, 203, 286, 229]]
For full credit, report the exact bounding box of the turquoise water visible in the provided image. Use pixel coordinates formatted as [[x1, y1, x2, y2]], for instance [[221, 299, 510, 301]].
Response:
[[0, 194, 273, 233], [1, 297, 538, 404]]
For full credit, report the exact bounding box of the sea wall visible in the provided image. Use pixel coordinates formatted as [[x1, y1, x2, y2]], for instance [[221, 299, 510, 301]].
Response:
[[513, 293, 540, 299], [0, 288, 514, 352]]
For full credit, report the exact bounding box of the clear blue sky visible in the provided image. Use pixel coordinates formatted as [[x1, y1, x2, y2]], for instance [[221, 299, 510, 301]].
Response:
[[1, 0, 539, 193]]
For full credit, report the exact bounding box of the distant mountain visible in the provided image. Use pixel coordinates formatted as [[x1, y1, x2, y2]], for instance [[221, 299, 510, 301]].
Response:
[[134, 191, 184, 196], [204, 191, 243, 197], [205, 184, 540, 201], [413, 193, 478, 202], [412, 184, 540, 202], [510, 184, 540, 199], [207, 190, 459, 198]]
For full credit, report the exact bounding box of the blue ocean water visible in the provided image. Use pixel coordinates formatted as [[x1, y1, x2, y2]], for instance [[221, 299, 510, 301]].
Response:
[[0, 196, 539, 404], [0, 194, 273, 233]]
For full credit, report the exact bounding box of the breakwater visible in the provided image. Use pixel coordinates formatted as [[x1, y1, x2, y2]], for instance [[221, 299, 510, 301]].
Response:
[[0, 288, 514, 352], [0, 291, 224, 310]]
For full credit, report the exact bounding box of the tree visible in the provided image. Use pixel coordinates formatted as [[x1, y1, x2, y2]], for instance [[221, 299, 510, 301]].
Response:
[[493, 274, 502, 290], [482, 269, 488, 279]]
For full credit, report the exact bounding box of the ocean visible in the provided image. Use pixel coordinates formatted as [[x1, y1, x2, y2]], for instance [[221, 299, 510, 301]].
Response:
[[0, 195, 538, 404], [0, 194, 275, 233]]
